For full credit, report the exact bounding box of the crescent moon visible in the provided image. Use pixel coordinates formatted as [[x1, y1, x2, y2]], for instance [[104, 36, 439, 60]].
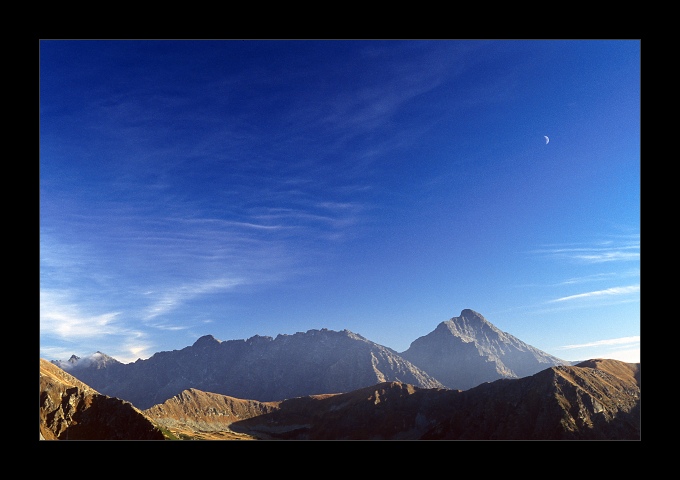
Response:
[[544, 135, 549, 144]]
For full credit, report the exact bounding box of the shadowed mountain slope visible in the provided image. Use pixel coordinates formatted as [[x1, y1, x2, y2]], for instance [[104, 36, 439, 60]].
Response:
[[55, 328, 444, 410], [418, 358, 640, 440], [143, 358, 639, 440]]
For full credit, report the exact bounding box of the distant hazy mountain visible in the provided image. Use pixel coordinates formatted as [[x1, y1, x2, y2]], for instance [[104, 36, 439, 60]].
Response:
[[39, 358, 165, 440], [400, 309, 570, 391], [54, 328, 444, 410], [143, 358, 640, 440], [49, 309, 575, 411]]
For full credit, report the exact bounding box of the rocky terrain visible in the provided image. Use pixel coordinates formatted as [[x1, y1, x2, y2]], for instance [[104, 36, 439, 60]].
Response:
[[39, 358, 165, 440], [142, 358, 640, 440], [400, 309, 570, 391], [54, 328, 444, 410], [52, 309, 569, 409], [44, 309, 639, 440], [142, 388, 280, 440], [40, 356, 640, 440]]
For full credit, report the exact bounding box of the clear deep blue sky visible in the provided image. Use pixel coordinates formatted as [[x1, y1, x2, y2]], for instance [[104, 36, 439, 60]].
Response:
[[40, 40, 640, 364]]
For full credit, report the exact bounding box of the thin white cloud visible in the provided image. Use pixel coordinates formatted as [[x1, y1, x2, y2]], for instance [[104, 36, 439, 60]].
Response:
[[556, 336, 640, 363], [549, 284, 640, 303], [559, 336, 640, 350], [121, 342, 154, 362], [556, 273, 616, 285], [253, 208, 358, 229], [40, 289, 155, 362], [143, 277, 244, 321], [40, 290, 122, 339], [556, 269, 639, 286], [180, 217, 287, 231], [532, 235, 640, 264], [571, 251, 639, 263], [515, 272, 619, 289]]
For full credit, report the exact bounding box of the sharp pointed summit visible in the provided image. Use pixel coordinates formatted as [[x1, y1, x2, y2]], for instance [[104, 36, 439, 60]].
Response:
[[400, 309, 569, 391], [193, 334, 222, 348]]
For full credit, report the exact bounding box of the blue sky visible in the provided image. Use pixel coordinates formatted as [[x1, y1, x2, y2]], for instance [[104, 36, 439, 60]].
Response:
[[40, 40, 640, 365]]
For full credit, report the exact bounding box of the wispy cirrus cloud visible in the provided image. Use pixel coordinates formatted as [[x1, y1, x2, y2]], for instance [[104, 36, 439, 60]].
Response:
[[554, 269, 639, 286], [143, 277, 244, 321], [40, 290, 123, 339], [549, 284, 640, 303], [518, 233, 640, 313], [559, 335, 640, 350], [556, 336, 640, 363], [40, 289, 154, 362], [531, 236, 640, 264]]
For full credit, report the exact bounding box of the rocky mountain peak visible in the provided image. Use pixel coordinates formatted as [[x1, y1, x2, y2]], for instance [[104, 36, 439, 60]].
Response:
[[459, 309, 487, 323], [246, 334, 274, 346], [437, 309, 499, 341], [401, 309, 569, 391], [52, 351, 121, 371], [193, 334, 222, 348]]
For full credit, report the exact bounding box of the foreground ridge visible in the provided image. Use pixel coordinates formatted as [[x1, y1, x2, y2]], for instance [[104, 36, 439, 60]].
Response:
[[41, 357, 640, 440], [144, 358, 640, 440], [39, 359, 165, 440]]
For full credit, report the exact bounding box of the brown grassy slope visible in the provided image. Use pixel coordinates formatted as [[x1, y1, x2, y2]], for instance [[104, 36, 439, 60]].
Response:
[[229, 359, 641, 440], [575, 358, 640, 384], [142, 388, 283, 440], [51, 358, 638, 440], [40, 358, 97, 395]]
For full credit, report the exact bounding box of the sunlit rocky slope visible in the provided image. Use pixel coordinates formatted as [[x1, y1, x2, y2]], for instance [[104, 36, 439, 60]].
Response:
[[39, 358, 165, 440], [400, 309, 570, 390]]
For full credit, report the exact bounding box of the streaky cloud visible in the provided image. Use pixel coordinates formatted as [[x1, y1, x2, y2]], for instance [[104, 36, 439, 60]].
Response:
[[143, 277, 244, 321], [40, 289, 155, 362], [531, 235, 640, 264], [571, 251, 639, 263], [549, 284, 639, 303], [41, 290, 122, 339], [559, 335, 640, 350]]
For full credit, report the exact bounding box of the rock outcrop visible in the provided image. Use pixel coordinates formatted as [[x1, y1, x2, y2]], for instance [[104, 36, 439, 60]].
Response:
[[39, 358, 165, 440], [400, 309, 570, 391]]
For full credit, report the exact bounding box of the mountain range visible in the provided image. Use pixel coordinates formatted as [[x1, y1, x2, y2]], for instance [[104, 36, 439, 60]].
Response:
[[40, 357, 641, 440], [40, 309, 641, 440], [51, 309, 571, 410]]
